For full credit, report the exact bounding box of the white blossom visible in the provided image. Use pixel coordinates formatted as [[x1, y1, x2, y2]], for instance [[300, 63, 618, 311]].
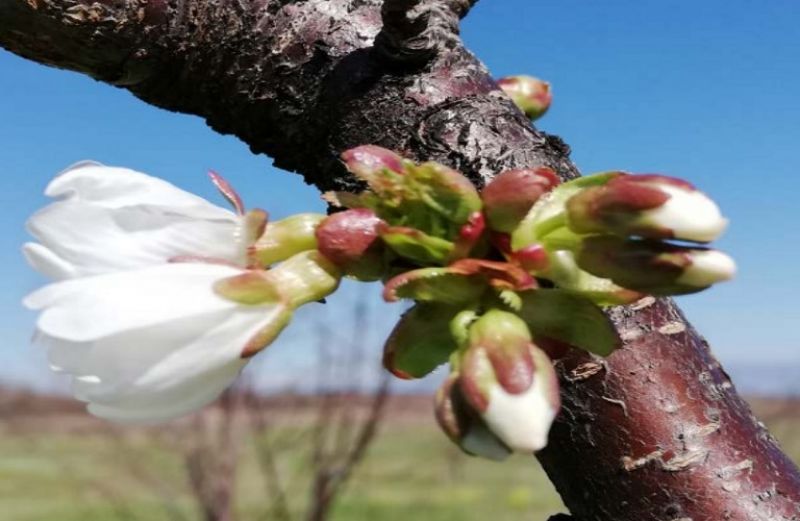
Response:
[[25, 263, 289, 423], [23, 162, 246, 280]]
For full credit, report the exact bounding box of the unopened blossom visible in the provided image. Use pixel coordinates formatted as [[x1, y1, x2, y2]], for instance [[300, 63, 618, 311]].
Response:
[[458, 310, 560, 453], [566, 173, 728, 243], [575, 236, 736, 296]]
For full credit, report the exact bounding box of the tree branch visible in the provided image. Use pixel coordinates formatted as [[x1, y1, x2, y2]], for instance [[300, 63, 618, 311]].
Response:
[[2, 1, 799, 519]]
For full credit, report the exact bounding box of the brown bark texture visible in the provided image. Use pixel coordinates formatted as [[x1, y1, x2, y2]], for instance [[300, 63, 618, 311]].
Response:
[[2, 0, 799, 519]]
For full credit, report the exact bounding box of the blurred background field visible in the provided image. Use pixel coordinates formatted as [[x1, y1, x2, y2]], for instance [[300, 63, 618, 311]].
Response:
[[1, 389, 798, 521]]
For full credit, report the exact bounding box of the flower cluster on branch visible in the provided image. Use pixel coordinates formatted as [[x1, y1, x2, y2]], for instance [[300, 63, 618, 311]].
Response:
[[24, 141, 734, 457]]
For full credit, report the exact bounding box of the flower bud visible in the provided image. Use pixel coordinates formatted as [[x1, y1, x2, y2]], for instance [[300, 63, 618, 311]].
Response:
[[481, 167, 560, 233], [254, 213, 325, 266], [566, 174, 728, 243], [316, 209, 386, 281], [434, 373, 512, 461], [497, 75, 552, 121], [576, 236, 736, 296], [458, 310, 560, 453], [341, 145, 406, 180]]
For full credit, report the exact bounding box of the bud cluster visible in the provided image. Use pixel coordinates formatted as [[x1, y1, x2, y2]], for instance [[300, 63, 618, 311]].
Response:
[[318, 144, 735, 459]]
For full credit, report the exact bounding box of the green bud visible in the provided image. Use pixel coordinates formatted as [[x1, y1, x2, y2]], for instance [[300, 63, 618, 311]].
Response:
[[379, 225, 454, 265]]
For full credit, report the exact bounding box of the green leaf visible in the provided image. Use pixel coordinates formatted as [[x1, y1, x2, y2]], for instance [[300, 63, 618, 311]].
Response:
[[383, 303, 461, 379], [517, 290, 621, 357]]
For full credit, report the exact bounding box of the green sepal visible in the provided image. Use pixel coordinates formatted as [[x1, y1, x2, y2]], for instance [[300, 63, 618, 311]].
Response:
[[511, 171, 625, 250], [240, 305, 294, 358], [517, 289, 621, 357], [254, 213, 325, 266], [214, 271, 285, 306], [383, 267, 485, 305], [540, 250, 642, 306], [383, 303, 462, 379]]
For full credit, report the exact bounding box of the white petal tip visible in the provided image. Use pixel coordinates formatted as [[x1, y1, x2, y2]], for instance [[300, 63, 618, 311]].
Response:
[[645, 186, 728, 243], [679, 250, 737, 287]]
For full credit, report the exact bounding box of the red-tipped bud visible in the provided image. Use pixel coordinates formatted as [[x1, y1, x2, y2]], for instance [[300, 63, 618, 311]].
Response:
[[316, 209, 386, 281], [566, 174, 728, 243], [341, 145, 406, 180], [497, 75, 552, 121], [576, 236, 736, 296], [458, 310, 560, 453], [481, 167, 560, 233]]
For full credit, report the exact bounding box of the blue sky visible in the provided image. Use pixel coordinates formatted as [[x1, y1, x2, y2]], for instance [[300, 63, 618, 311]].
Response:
[[1, 0, 798, 393]]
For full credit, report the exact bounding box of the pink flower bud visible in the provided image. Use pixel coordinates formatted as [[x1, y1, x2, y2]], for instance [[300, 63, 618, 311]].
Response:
[[481, 167, 560, 233], [497, 75, 552, 121], [566, 174, 728, 243], [316, 209, 386, 281], [341, 145, 406, 180]]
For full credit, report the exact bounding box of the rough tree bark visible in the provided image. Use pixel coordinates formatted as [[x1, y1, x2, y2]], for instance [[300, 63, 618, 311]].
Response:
[[2, 1, 798, 519]]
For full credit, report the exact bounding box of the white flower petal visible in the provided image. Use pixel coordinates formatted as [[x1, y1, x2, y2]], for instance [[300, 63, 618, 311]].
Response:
[[483, 376, 559, 453], [22, 242, 77, 280], [678, 250, 737, 287], [26, 199, 244, 278], [47, 163, 235, 221], [64, 304, 280, 422], [25, 263, 243, 341], [32, 264, 290, 423]]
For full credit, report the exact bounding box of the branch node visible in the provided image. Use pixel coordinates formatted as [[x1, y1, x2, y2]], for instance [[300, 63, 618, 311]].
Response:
[[375, 0, 477, 65]]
